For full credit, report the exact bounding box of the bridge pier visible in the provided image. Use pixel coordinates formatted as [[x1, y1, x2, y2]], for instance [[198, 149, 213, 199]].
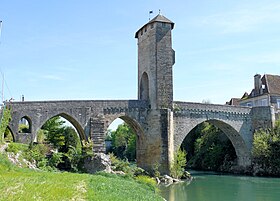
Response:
[[90, 116, 106, 153], [136, 109, 174, 174]]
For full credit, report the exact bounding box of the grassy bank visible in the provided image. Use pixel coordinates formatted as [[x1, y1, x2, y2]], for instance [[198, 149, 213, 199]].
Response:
[[0, 154, 163, 201]]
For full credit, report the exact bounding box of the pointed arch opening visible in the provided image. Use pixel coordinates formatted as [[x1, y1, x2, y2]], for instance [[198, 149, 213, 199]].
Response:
[[140, 72, 149, 101], [106, 116, 144, 163], [179, 119, 250, 172], [18, 116, 32, 133], [36, 113, 86, 143], [4, 126, 15, 142], [35, 113, 85, 171]]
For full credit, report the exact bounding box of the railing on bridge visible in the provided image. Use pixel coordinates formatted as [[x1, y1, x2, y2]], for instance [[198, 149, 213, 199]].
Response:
[[173, 101, 251, 121]]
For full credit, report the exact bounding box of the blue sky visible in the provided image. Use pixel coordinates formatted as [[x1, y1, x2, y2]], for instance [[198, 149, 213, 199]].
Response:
[[0, 0, 279, 105]]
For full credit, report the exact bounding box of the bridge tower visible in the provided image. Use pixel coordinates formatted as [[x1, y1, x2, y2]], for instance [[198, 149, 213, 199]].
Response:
[[135, 14, 175, 109], [135, 14, 175, 173]]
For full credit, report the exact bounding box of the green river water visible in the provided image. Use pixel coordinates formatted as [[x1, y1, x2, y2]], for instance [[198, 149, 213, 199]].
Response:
[[160, 171, 280, 201]]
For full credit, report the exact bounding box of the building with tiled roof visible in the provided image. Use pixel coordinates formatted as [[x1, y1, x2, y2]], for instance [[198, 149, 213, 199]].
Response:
[[226, 98, 241, 106], [239, 74, 280, 113]]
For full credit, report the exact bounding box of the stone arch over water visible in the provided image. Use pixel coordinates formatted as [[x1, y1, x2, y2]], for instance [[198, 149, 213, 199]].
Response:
[[175, 118, 251, 167]]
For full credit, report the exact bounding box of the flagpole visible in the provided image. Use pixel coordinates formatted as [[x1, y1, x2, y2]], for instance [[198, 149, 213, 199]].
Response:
[[0, 21, 2, 44], [149, 11, 153, 21]]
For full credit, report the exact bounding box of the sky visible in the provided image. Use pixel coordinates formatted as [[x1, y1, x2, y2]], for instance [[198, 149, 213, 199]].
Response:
[[0, 0, 280, 105]]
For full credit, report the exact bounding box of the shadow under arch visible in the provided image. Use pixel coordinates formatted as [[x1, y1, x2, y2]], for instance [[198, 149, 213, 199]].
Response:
[[18, 115, 32, 133], [36, 112, 86, 143], [5, 126, 15, 142], [179, 119, 251, 167]]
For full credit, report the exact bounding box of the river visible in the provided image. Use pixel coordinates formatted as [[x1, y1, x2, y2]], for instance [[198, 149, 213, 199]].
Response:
[[160, 171, 280, 201]]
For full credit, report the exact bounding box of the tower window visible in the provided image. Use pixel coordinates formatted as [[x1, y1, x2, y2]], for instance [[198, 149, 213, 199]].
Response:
[[151, 24, 154, 29]]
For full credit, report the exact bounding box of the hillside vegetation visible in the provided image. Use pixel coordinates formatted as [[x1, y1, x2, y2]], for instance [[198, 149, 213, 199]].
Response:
[[0, 154, 163, 201]]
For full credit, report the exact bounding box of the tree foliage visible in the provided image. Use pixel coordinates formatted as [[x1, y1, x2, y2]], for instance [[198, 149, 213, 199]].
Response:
[[184, 122, 237, 171], [109, 123, 136, 161], [42, 116, 66, 149], [0, 106, 12, 143], [252, 120, 280, 175], [171, 148, 187, 179], [38, 116, 83, 171]]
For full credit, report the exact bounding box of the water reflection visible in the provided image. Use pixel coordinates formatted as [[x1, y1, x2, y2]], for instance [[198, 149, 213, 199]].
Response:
[[160, 171, 280, 201]]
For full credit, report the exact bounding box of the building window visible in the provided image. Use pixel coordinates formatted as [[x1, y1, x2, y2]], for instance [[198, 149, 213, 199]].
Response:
[[277, 99, 280, 108], [246, 102, 252, 107], [261, 99, 268, 106]]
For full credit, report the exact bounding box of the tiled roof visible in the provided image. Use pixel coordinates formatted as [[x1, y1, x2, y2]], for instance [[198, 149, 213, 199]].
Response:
[[149, 14, 174, 28], [135, 14, 174, 38], [226, 98, 240, 106], [263, 74, 280, 94], [248, 74, 280, 98]]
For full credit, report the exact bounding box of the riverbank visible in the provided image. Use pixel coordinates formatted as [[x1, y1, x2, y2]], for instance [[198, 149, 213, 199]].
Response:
[[0, 154, 163, 200]]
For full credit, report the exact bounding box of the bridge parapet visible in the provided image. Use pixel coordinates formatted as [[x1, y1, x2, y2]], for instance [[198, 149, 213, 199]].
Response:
[[103, 100, 148, 115], [173, 101, 251, 121]]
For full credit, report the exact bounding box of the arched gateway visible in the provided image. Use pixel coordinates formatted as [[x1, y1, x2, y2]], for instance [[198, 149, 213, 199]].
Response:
[[6, 14, 275, 173]]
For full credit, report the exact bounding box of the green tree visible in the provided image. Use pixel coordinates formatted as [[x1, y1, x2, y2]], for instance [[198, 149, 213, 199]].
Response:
[[0, 106, 12, 143], [185, 122, 236, 171], [111, 123, 136, 161], [42, 116, 65, 149], [252, 120, 280, 175], [171, 149, 187, 179], [61, 126, 81, 153], [40, 117, 83, 171]]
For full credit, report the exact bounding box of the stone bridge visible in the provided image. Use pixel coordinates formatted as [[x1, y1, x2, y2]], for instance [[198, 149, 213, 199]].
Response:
[[4, 14, 276, 173], [6, 99, 275, 173], [173, 101, 274, 167], [7, 100, 148, 151]]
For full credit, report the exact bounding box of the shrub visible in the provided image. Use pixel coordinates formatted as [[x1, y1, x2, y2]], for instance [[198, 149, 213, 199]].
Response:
[[24, 143, 49, 164], [252, 121, 280, 175], [0, 106, 12, 143], [48, 152, 63, 167], [171, 148, 187, 179], [152, 162, 161, 177], [6, 143, 29, 154], [135, 175, 157, 192]]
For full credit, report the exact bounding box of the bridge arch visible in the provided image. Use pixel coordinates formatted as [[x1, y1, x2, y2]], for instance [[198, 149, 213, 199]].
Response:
[[18, 115, 32, 133], [105, 114, 144, 140], [36, 112, 86, 142], [176, 119, 251, 168], [4, 126, 15, 142], [140, 72, 149, 101], [105, 114, 145, 163]]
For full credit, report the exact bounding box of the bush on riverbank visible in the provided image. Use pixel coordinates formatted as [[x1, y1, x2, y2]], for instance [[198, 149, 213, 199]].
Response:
[[171, 148, 187, 179], [252, 120, 280, 176]]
